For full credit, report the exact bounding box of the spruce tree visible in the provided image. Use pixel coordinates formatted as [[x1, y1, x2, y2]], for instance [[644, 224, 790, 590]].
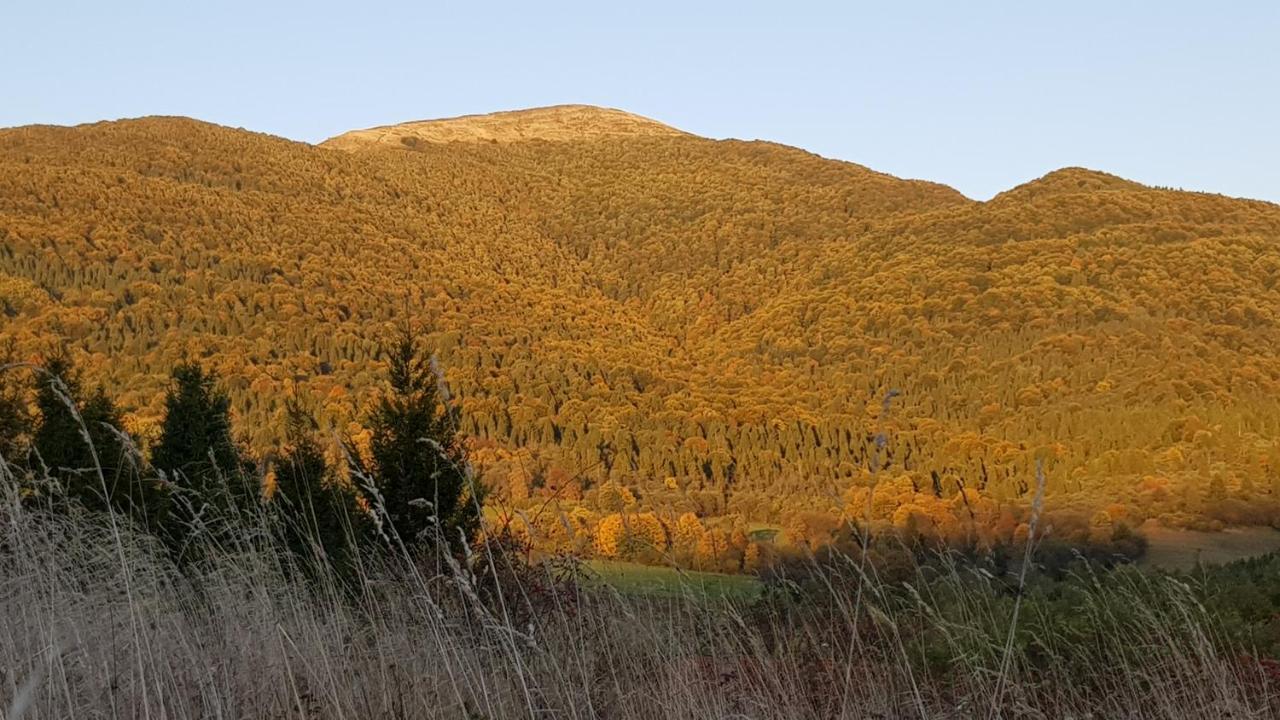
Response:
[[27, 354, 164, 525], [81, 385, 168, 528], [32, 356, 88, 486], [271, 400, 368, 583], [0, 388, 27, 467], [0, 355, 31, 467], [365, 331, 481, 551], [151, 362, 256, 539]]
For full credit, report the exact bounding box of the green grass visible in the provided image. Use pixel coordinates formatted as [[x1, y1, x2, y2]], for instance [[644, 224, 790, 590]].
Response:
[[746, 522, 781, 543], [586, 559, 761, 600], [1139, 525, 1280, 570]]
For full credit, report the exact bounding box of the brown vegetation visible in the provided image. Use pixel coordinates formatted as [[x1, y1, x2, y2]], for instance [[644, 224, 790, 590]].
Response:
[[4, 471, 1278, 719]]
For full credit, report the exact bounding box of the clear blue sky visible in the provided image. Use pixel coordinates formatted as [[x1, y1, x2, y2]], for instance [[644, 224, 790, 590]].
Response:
[[5, 1, 1277, 202]]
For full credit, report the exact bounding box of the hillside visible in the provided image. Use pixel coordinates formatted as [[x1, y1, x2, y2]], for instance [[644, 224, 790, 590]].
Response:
[[3, 108, 1280, 552]]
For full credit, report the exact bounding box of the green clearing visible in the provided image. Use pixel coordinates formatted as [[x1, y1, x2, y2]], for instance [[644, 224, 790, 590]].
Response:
[[1139, 525, 1280, 571], [586, 560, 761, 601], [554, 523, 1280, 601], [746, 522, 782, 543]]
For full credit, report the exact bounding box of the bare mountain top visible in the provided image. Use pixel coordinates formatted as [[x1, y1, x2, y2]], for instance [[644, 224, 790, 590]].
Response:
[[322, 104, 688, 151]]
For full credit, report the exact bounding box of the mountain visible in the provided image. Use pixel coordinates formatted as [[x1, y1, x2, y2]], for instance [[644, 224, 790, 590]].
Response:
[[3, 107, 1279, 544]]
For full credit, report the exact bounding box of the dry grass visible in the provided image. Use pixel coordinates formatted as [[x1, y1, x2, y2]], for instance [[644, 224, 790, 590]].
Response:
[[1, 442, 1277, 718], [321, 104, 688, 151]]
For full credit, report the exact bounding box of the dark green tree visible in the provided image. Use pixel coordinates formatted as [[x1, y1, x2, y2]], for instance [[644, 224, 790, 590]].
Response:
[[271, 400, 369, 584], [33, 358, 116, 500], [151, 362, 256, 543], [364, 331, 481, 551], [28, 354, 165, 526], [31, 356, 88, 486], [0, 344, 30, 464]]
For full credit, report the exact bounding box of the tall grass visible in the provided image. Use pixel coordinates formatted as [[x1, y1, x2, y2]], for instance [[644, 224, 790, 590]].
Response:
[[2, 446, 1277, 718]]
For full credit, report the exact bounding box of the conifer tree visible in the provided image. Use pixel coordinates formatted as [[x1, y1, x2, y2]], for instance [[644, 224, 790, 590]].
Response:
[[365, 331, 481, 551], [25, 354, 165, 525], [152, 362, 256, 538], [32, 358, 115, 501], [271, 400, 368, 583], [0, 387, 26, 467], [0, 348, 30, 465], [31, 356, 88, 485]]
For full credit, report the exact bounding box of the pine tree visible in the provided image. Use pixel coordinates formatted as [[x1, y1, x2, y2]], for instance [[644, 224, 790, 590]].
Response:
[[29, 354, 163, 525], [0, 385, 27, 467], [271, 400, 368, 584], [0, 384, 28, 468], [365, 331, 481, 551], [31, 355, 89, 489], [152, 362, 256, 541], [0, 345, 31, 465], [33, 357, 118, 507]]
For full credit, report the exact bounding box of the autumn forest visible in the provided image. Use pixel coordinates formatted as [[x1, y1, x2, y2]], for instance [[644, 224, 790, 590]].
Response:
[[4, 105, 1280, 567]]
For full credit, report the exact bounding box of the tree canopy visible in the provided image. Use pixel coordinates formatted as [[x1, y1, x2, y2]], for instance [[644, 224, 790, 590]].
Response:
[[2, 115, 1279, 557]]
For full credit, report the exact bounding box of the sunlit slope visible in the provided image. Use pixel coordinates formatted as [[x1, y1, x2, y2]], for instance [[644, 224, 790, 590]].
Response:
[[322, 104, 689, 150], [3, 110, 1280, 530]]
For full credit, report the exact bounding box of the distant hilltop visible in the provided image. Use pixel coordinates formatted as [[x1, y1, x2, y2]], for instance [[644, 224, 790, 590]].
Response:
[[321, 104, 689, 150]]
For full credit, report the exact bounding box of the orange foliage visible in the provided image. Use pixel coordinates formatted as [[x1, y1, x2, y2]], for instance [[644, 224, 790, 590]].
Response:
[[3, 112, 1280, 556]]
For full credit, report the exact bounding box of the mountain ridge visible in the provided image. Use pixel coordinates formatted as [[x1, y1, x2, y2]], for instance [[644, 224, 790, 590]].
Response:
[[3, 111, 1280, 542], [5, 111, 1273, 208]]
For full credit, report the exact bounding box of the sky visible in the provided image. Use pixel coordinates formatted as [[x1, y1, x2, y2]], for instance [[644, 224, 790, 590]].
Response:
[[4, 1, 1277, 202]]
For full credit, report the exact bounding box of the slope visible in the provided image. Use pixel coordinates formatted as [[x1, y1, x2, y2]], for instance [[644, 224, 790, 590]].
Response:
[[3, 110, 1280, 551]]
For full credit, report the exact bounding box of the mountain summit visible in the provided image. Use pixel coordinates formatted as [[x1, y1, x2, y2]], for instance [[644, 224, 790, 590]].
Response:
[[322, 104, 688, 150], [992, 167, 1148, 203]]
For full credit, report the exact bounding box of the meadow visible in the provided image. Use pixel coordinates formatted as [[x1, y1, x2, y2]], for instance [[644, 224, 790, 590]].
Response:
[[1138, 525, 1280, 571], [587, 559, 760, 600], [5, 450, 1280, 719]]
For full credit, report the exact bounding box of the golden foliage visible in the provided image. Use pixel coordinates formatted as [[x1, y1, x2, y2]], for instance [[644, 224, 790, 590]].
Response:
[[3, 112, 1280, 551], [594, 512, 666, 561]]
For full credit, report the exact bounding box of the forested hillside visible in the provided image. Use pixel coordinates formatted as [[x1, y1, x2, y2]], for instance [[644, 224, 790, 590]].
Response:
[[4, 106, 1280, 558]]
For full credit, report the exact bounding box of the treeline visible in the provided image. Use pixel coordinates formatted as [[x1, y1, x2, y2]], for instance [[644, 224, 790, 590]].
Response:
[[0, 337, 1247, 577], [0, 332, 481, 577]]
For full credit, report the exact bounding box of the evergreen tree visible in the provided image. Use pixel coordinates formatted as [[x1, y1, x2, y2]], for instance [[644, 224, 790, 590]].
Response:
[[80, 386, 168, 528], [31, 355, 88, 487], [33, 357, 117, 505], [0, 386, 27, 468], [29, 354, 164, 525], [151, 362, 256, 541], [0, 345, 31, 465], [271, 400, 368, 584], [365, 331, 481, 551]]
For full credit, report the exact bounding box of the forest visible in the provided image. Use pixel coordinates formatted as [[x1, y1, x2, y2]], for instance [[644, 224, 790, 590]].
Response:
[[4, 335, 1280, 719], [3, 108, 1280, 563]]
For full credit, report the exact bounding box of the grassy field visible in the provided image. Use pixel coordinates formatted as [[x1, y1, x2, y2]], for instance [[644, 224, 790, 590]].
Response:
[[588, 523, 1280, 601], [587, 559, 761, 600], [1140, 524, 1280, 570], [6, 490, 1280, 717], [592, 519, 1280, 600]]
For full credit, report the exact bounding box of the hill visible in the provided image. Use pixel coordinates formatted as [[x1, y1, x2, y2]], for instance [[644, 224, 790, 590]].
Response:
[[3, 108, 1280, 553], [321, 104, 689, 150]]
